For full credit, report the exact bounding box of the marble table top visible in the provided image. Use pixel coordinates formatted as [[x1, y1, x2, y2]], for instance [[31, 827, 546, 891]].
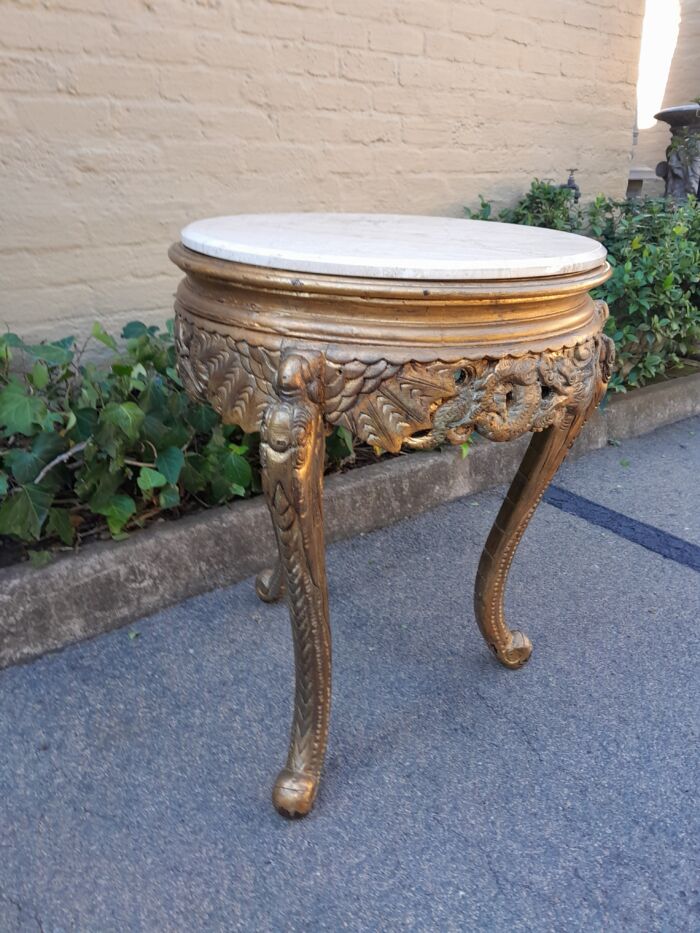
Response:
[[180, 213, 606, 281]]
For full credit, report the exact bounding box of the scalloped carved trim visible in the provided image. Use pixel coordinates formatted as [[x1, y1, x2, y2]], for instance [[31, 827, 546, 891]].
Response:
[[175, 303, 614, 452]]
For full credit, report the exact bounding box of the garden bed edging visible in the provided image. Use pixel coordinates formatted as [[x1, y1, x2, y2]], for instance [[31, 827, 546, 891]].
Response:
[[1, 371, 699, 670]]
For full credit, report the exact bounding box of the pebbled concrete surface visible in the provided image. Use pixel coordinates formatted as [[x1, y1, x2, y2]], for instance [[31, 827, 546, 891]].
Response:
[[1, 418, 699, 932]]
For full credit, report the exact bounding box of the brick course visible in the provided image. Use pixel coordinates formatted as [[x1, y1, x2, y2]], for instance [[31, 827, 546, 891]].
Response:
[[0, 0, 643, 339]]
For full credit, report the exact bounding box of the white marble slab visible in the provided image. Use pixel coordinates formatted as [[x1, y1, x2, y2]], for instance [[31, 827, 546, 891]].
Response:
[[180, 213, 606, 280]]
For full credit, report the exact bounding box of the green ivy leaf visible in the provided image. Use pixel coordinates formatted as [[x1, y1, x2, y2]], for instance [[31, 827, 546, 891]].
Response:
[[68, 408, 99, 442], [31, 361, 50, 389], [220, 450, 252, 489], [0, 381, 48, 436], [92, 492, 137, 536], [141, 412, 190, 451], [3, 448, 43, 484], [129, 362, 148, 392], [80, 459, 124, 510], [28, 549, 53, 569], [155, 446, 184, 484], [91, 321, 118, 351], [158, 484, 181, 509], [138, 379, 169, 416], [121, 321, 149, 339], [3, 441, 67, 492], [208, 473, 230, 502], [33, 430, 69, 463], [181, 454, 207, 494], [78, 378, 100, 410], [326, 426, 353, 462], [99, 401, 145, 442], [46, 507, 75, 546], [96, 402, 144, 456], [166, 366, 183, 386], [0, 470, 8, 496], [227, 441, 249, 456], [188, 404, 219, 434], [23, 342, 74, 366], [137, 466, 167, 491], [0, 484, 53, 540]]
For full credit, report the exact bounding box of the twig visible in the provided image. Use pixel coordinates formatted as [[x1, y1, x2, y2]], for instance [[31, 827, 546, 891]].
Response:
[[126, 507, 163, 528], [71, 332, 92, 373], [124, 458, 155, 469], [34, 441, 87, 484]]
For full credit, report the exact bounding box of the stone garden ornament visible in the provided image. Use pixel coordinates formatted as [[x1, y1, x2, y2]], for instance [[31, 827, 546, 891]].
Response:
[[170, 213, 614, 818], [655, 104, 700, 201]]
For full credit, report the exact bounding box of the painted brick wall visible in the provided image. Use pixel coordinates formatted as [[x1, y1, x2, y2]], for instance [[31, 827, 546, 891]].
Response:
[[1, 0, 643, 340]]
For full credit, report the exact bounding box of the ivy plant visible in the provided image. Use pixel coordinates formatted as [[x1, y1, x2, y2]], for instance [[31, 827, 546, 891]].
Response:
[[0, 321, 366, 564], [465, 178, 581, 231], [465, 183, 700, 390], [591, 196, 700, 389], [0, 322, 258, 560]]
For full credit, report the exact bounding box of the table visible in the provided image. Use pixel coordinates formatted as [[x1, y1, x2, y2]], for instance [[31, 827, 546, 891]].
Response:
[[169, 213, 614, 818]]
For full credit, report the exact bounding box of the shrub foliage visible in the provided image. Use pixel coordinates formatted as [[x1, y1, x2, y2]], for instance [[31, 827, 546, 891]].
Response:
[[0, 321, 355, 560], [467, 181, 700, 391], [0, 324, 248, 558]]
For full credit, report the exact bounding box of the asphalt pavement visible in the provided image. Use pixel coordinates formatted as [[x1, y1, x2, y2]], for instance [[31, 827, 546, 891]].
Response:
[[1, 416, 699, 932]]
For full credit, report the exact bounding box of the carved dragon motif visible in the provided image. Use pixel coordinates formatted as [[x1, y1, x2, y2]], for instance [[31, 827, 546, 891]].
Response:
[[404, 332, 613, 449]]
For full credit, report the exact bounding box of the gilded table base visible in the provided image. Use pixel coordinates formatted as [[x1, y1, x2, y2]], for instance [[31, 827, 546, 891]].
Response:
[[170, 244, 614, 818]]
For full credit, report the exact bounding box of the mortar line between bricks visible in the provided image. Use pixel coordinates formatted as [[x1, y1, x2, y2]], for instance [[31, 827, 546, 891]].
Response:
[[544, 485, 700, 573]]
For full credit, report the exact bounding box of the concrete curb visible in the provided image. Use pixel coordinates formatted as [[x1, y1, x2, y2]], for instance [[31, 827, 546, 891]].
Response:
[[2, 371, 699, 669]]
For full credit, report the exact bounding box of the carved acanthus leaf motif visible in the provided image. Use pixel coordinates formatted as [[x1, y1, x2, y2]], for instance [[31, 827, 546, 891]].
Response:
[[176, 312, 459, 450], [336, 362, 457, 452], [174, 314, 279, 433], [175, 310, 615, 453]]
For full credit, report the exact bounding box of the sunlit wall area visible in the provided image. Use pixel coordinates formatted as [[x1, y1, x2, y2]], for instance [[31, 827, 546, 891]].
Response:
[[636, 0, 680, 129], [635, 0, 700, 172]]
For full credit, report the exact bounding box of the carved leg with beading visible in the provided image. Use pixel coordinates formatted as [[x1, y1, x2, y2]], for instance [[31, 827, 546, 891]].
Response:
[[260, 351, 331, 817], [474, 337, 613, 669]]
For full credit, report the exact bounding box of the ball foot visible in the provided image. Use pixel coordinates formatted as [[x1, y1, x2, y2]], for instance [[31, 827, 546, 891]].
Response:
[[272, 769, 318, 818]]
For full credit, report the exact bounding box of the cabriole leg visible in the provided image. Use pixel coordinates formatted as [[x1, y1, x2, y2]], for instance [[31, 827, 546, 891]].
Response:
[[260, 351, 330, 818], [474, 349, 610, 669]]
